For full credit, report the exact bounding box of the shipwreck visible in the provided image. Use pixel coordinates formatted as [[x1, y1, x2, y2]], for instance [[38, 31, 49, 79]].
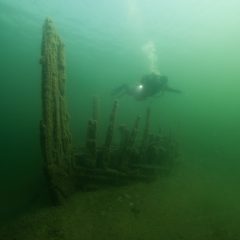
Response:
[[39, 18, 178, 204]]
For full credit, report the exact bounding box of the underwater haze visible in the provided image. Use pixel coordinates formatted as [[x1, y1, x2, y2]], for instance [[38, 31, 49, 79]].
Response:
[[0, 0, 240, 239]]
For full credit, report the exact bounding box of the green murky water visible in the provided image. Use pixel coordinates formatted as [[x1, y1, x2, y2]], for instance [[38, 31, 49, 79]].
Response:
[[0, 0, 240, 239]]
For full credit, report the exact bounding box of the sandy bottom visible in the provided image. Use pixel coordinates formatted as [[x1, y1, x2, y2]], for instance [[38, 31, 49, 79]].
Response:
[[1, 158, 240, 240]]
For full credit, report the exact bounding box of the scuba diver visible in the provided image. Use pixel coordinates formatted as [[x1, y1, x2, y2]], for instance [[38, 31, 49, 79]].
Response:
[[112, 73, 181, 101]]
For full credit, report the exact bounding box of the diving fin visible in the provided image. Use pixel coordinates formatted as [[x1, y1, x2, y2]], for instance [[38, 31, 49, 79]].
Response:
[[165, 86, 182, 93]]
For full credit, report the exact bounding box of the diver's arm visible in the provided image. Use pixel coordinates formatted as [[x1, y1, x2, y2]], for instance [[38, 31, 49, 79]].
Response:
[[111, 84, 130, 97]]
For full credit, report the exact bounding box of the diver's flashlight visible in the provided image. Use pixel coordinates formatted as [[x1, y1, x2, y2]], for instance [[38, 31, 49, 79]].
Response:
[[137, 84, 143, 91]]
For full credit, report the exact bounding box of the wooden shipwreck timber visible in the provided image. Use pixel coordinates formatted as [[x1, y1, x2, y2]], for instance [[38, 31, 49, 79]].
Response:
[[40, 18, 178, 204]]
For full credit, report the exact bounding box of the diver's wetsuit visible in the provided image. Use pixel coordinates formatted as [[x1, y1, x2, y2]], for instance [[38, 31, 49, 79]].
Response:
[[112, 73, 180, 100], [137, 73, 168, 100]]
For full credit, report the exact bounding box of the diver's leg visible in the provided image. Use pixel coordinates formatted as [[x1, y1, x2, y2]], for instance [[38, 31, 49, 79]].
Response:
[[165, 86, 182, 93]]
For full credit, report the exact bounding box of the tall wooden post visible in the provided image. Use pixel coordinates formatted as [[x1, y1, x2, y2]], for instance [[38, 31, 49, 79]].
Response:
[[40, 18, 73, 203]]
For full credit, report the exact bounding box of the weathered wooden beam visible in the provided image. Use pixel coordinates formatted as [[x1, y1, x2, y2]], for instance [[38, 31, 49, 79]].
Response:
[[40, 18, 73, 203], [102, 100, 118, 168]]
